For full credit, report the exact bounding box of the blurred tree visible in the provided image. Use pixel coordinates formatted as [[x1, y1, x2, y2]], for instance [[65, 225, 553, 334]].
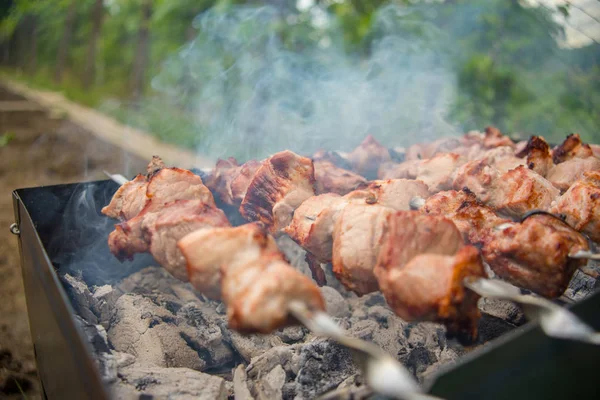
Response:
[[55, 0, 77, 83], [131, 0, 152, 101], [83, 0, 104, 89]]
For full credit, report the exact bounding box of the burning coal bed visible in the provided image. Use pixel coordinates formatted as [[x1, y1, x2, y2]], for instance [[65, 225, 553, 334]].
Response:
[[62, 234, 599, 400]]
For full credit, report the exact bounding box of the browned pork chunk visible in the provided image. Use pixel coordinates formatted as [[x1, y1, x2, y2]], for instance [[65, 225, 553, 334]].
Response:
[[204, 157, 262, 205], [345, 179, 430, 210], [148, 200, 230, 281], [515, 136, 553, 176], [346, 135, 391, 178], [178, 223, 325, 333], [240, 150, 315, 233], [374, 211, 485, 338], [552, 171, 600, 243], [405, 137, 462, 161], [378, 153, 466, 193], [313, 159, 366, 195], [423, 189, 510, 245], [483, 214, 588, 298], [283, 193, 350, 263], [101, 174, 149, 220], [547, 156, 600, 191], [101, 157, 168, 220], [491, 166, 560, 218], [107, 167, 216, 261], [552, 133, 594, 164], [331, 204, 393, 295], [423, 190, 589, 298]]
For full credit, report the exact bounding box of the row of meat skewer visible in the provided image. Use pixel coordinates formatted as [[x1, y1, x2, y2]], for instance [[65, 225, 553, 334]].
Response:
[[101, 128, 600, 340]]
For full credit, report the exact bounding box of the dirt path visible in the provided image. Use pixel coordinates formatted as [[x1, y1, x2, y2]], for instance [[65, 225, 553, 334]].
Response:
[[0, 85, 146, 399]]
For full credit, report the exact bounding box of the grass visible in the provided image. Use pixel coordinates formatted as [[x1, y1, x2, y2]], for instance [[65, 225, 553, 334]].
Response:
[[0, 131, 15, 147]]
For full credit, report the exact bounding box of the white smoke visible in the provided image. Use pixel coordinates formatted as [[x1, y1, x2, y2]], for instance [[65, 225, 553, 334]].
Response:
[[150, 4, 460, 161]]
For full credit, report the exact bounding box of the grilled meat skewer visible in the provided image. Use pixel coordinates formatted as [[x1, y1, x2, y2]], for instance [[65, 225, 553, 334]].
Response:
[[102, 157, 326, 334], [414, 189, 589, 298]]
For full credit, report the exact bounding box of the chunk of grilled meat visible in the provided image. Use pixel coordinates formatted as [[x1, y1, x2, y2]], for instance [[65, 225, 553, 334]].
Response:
[[332, 204, 394, 295], [515, 136, 553, 176], [551, 171, 600, 243], [102, 174, 149, 221], [461, 126, 515, 149], [347, 135, 391, 179], [552, 133, 594, 164], [313, 159, 366, 195], [178, 223, 325, 333], [240, 150, 315, 233], [494, 166, 559, 217], [284, 179, 430, 265], [546, 156, 600, 191], [107, 167, 216, 261], [101, 156, 169, 220], [423, 189, 509, 244], [346, 179, 430, 210], [375, 212, 484, 337], [148, 200, 230, 281], [405, 137, 462, 161], [453, 157, 560, 219], [204, 157, 263, 206], [483, 214, 588, 298], [284, 193, 350, 264], [422, 190, 589, 297], [378, 153, 466, 193]]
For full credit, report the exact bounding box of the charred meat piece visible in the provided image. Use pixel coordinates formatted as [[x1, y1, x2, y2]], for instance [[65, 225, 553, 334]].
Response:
[[346, 135, 391, 179], [422, 190, 589, 297], [284, 193, 350, 263], [102, 174, 149, 221], [405, 137, 462, 161], [483, 214, 588, 298], [453, 159, 559, 219], [380, 249, 484, 338], [547, 156, 600, 191], [551, 171, 600, 242], [345, 179, 430, 211], [148, 200, 230, 281], [515, 136, 553, 176], [332, 204, 393, 295], [552, 133, 594, 164], [475, 146, 524, 172], [313, 149, 354, 170], [178, 223, 325, 333], [204, 157, 262, 206], [107, 167, 216, 260], [378, 153, 466, 193], [411, 153, 466, 193], [492, 166, 560, 218], [375, 212, 484, 337], [377, 159, 421, 181], [375, 211, 464, 273], [240, 150, 315, 233], [285, 179, 429, 264], [423, 189, 510, 244], [481, 126, 515, 148], [313, 159, 366, 195]]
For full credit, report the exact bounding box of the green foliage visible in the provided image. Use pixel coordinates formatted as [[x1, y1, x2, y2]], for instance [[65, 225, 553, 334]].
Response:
[[0, 131, 15, 147], [1, 0, 599, 153]]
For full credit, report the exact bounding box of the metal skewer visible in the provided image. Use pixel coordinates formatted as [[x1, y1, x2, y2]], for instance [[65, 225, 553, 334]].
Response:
[[410, 196, 600, 262], [103, 170, 129, 186], [288, 302, 444, 400], [464, 277, 600, 345]]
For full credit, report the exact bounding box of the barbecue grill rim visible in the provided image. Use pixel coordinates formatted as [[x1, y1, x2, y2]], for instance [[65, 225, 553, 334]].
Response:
[[12, 187, 110, 400]]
